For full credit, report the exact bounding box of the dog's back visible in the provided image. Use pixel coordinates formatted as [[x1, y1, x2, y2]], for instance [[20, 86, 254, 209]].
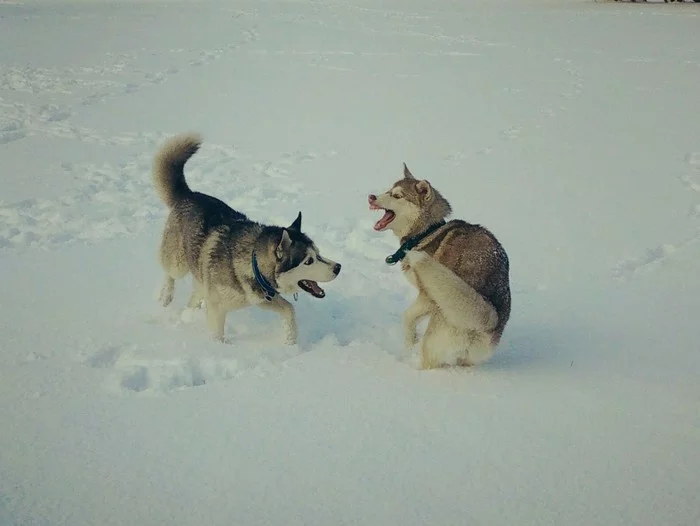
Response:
[[455, 222, 511, 344], [153, 133, 249, 274], [405, 219, 511, 344]]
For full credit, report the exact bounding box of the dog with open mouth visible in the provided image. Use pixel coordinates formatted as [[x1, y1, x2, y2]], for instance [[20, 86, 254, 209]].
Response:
[[153, 133, 341, 344], [369, 163, 511, 369]]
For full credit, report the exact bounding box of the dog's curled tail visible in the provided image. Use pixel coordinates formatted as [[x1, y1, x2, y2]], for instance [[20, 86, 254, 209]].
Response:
[[153, 133, 202, 208]]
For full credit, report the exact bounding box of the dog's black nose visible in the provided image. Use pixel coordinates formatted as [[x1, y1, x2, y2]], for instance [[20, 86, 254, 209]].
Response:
[[368, 194, 376, 202], [333, 263, 341, 275]]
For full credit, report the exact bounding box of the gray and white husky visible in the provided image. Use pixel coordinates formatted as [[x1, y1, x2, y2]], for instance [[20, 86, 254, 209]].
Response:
[[153, 133, 341, 344]]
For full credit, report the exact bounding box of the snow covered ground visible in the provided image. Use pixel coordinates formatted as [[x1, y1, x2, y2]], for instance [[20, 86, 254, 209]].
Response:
[[1, 0, 699, 524]]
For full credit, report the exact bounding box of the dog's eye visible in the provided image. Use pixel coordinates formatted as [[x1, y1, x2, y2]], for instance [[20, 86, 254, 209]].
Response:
[[392, 194, 403, 199], [305, 257, 314, 265]]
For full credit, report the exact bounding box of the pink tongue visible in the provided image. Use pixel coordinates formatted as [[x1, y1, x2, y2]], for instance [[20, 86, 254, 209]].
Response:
[[308, 281, 324, 296], [374, 210, 395, 231]]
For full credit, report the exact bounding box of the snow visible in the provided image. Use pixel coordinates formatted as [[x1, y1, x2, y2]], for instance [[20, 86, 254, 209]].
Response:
[[1, 0, 699, 524]]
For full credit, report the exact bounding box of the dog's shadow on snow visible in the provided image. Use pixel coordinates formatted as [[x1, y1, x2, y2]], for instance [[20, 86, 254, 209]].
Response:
[[481, 321, 573, 373], [272, 293, 572, 372], [284, 290, 407, 353], [170, 283, 572, 373]]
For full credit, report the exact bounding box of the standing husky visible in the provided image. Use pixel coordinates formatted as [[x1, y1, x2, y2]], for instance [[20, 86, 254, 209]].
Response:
[[369, 164, 510, 369], [153, 133, 341, 344]]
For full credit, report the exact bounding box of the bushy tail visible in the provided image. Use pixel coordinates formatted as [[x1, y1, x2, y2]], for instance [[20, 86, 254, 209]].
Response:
[[152, 133, 202, 208]]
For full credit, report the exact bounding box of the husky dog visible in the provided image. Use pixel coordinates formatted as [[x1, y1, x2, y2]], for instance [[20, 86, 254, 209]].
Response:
[[369, 164, 510, 369], [153, 133, 341, 344]]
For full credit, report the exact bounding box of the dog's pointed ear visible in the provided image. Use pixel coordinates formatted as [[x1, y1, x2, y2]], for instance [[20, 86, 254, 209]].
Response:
[[276, 230, 292, 260], [403, 163, 416, 180], [289, 211, 302, 231], [416, 180, 433, 201]]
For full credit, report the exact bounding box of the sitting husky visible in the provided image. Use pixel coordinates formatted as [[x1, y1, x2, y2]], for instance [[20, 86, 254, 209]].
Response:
[[153, 133, 341, 344], [369, 164, 510, 369]]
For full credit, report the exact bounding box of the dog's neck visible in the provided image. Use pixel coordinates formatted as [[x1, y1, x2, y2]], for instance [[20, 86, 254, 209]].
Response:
[[399, 216, 444, 245], [252, 252, 278, 301], [386, 220, 446, 265]]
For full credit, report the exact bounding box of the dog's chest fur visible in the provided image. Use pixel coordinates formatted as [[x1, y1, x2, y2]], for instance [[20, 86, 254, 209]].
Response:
[[399, 227, 446, 291], [401, 262, 419, 288]]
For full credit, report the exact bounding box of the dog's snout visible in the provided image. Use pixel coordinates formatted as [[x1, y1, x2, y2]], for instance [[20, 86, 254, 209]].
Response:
[[333, 263, 341, 275], [368, 194, 377, 202]]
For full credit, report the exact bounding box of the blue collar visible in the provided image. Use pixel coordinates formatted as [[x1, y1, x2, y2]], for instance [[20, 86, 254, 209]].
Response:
[[252, 252, 278, 301]]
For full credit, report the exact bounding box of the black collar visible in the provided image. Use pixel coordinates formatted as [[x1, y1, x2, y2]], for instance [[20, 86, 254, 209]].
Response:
[[252, 252, 278, 301], [385, 220, 446, 265]]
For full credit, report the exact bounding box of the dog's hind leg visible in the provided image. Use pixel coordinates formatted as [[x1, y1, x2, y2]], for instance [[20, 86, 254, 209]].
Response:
[[159, 277, 176, 307], [257, 297, 297, 345], [420, 311, 487, 369], [158, 217, 188, 307], [159, 265, 188, 307], [187, 279, 205, 309], [405, 250, 498, 333], [420, 313, 442, 369], [459, 331, 495, 366], [403, 292, 434, 349], [205, 302, 227, 342], [420, 311, 464, 369], [158, 257, 188, 307]]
